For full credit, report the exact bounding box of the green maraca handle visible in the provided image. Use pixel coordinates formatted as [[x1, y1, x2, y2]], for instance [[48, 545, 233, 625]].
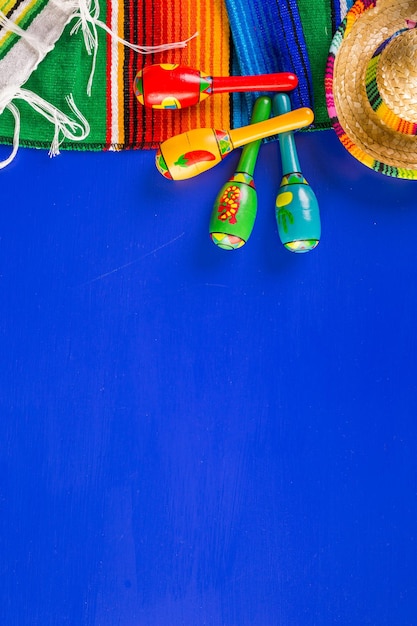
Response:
[[273, 93, 321, 253], [237, 97, 271, 176], [209, 96, 272, 250]]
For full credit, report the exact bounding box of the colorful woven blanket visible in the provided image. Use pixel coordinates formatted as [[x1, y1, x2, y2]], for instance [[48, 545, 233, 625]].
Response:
[[0, 0, 353, 160]]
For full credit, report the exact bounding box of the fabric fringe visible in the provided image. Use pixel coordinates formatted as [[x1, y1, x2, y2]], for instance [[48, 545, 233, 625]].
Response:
[[0, 89, 90, 168], [0, 0, 197, 167], [71, 0, 198, 95]]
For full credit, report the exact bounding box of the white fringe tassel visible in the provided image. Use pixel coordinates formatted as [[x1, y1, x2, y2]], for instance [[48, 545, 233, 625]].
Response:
[[0, 90, 90, 168], [0, 103, 20, 170], [71, 0, 198, 95], [0, 0, 198, 167], [16, 89, 90, 156]]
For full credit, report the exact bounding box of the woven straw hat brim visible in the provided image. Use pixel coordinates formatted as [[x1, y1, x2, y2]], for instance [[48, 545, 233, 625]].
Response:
[[326, 0, 417, 179]]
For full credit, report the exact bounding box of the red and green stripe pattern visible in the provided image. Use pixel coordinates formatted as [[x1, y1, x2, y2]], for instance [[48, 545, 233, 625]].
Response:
[[0, 0, 232, 150]]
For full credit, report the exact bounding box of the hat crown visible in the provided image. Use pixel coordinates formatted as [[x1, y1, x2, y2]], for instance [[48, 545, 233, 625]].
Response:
[[378, 26, 417, 123], [366, 23, 417, 133]]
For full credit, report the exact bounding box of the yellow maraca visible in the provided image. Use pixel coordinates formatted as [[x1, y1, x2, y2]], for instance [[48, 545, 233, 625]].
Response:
[[155, 107, 314, 181]]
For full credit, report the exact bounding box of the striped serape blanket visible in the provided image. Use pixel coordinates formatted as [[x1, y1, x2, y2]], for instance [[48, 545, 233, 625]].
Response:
[[0, 0, 353, 161]]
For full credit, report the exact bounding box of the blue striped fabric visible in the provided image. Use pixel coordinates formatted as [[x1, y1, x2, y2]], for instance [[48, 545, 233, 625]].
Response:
[[330, 1, 355, 32], [226, 0, 354, 129]]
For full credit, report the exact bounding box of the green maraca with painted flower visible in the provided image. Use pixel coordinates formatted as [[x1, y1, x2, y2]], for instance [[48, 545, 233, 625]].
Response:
[[274, 93, 321, 252], [209, 96, 272, 250]]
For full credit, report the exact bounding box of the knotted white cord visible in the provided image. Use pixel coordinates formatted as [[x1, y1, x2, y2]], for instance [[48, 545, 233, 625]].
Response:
[[0, 103, 20, 170], [0, 0, 198, 166], [17, 89, 90, 156], [0, 89, 90, 167]]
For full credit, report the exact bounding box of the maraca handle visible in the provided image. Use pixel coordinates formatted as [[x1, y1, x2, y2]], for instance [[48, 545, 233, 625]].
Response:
[[230, 107, 314, 149], [212, 72, 298, 94], [273, 93, 301, 173], [237, 96, 272, 176]]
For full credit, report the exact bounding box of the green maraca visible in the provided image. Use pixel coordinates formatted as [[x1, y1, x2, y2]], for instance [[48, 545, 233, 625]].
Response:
[[273, 93, 321, 252], [209, 96, 272, 250]]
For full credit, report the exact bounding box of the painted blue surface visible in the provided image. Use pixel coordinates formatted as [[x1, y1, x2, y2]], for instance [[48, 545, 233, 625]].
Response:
[[1, 130, 416, 625]]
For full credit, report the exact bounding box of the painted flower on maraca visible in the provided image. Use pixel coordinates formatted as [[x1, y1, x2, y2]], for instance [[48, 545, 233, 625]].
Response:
[[217, 184, 241, 224]]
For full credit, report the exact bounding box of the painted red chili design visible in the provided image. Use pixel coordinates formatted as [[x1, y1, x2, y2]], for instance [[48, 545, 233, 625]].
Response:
[[174, 150, 216, 168]]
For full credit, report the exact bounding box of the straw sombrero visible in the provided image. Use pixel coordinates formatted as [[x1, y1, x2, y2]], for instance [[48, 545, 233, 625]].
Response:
[[325, 0, 417, 179]]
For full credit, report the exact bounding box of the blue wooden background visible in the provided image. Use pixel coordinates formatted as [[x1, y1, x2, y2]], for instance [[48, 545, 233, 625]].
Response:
[[1, 128, 416, 625]]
